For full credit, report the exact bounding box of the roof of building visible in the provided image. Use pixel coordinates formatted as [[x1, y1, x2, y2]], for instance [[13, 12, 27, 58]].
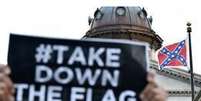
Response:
[[150, 60, 201, 98], [84, 6, 163, 50], [89, 7, 151, 32], [150, 60, 201, 87]]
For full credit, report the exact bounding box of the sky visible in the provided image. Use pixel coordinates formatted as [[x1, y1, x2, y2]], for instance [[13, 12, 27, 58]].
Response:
[[0, 0, 201, 74]]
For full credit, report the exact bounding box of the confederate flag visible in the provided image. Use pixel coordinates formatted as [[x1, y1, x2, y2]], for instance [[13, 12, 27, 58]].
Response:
[[158, 40, 187, 69]]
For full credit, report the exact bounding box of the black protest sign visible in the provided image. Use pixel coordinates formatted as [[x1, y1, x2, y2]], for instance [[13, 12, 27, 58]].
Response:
[[8, 34, 149, 101]]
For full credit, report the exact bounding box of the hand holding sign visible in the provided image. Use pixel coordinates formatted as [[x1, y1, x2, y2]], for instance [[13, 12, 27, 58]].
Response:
[[8, 34, 152, 101], [0, 65, 167, 101], [140, 72, 167, 101], [0, 64, 14, 101]]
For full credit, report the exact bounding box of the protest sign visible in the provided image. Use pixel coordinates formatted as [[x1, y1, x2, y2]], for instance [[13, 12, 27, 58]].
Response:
[[8, 34, 149, 101]]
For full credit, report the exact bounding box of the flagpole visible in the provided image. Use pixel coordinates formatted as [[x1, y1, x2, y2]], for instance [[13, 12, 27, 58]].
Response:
[[187, 22, 195, 101]]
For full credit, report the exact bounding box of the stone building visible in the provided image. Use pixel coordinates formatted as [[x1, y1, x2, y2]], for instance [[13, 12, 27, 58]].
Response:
[[83, 6, 201, 101]]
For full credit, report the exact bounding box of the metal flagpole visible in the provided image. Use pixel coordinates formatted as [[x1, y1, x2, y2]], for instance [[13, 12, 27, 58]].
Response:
[[187, 22, 195, 101]]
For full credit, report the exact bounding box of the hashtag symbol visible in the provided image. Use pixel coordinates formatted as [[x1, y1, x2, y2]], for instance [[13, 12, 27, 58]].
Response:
[[35, 44, 52, 63]]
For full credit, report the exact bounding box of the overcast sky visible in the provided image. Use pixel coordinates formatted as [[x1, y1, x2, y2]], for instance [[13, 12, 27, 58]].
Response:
[[0, 0, 201, 74]]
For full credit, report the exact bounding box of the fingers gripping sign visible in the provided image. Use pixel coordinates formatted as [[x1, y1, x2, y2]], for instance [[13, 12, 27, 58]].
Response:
[[140, 72, 167, 101], [0, 65, 14, 101]]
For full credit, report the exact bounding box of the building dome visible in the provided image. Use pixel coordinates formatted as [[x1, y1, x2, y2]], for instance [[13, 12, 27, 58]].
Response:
[[83, 6, 163, 50]]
